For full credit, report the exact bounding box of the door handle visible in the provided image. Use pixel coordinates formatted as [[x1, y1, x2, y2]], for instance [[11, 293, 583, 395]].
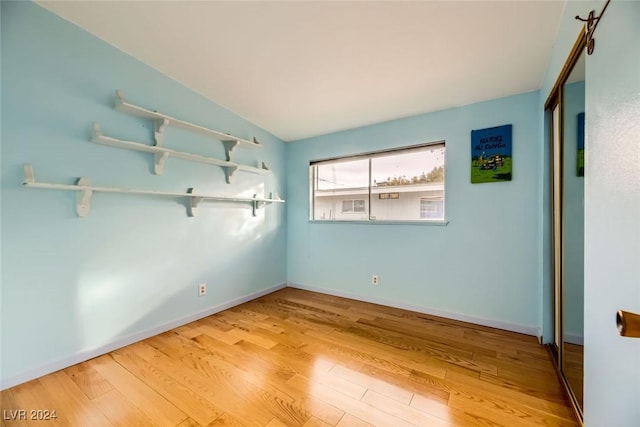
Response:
[[617, 310, 640, 338]]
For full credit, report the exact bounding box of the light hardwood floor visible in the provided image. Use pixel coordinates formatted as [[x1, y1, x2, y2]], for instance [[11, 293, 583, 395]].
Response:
[[0, 288, 577, 426]]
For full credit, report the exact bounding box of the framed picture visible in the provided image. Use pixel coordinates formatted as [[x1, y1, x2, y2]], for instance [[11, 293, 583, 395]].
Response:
[[577, 112, 585, 176], [471, 124, 512, 183]]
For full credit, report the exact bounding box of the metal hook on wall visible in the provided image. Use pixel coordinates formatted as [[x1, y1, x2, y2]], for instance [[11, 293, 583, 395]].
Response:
[[575, 0, 612, 55]]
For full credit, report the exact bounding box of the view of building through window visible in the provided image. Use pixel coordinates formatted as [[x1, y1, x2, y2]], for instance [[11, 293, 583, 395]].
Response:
[[310, 143, 445, 221]]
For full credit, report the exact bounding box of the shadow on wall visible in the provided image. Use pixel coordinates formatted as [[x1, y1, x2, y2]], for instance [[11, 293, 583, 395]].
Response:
[[0, 190, 284, 389], [71, 206, 281, 350]]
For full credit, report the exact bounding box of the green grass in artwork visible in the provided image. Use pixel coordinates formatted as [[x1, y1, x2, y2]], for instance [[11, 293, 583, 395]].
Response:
[[471, 157, 512, 183], [577, 149, 584, 176]]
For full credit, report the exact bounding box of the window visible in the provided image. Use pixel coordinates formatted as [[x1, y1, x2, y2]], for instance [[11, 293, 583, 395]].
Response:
[[420, 198, 442, 219], [379, 193, 400, 200], [310, 142, 445, 222], [342, 199, 366, 213]]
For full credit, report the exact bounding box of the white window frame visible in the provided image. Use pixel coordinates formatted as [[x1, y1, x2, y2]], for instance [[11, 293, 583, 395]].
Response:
[[309, 141, 447, 224]]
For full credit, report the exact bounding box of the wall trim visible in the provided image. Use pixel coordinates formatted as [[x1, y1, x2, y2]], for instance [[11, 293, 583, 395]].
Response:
[[0, 283, 287, 391], [564, 333, 584, 346], [288, 282, 538, 337]]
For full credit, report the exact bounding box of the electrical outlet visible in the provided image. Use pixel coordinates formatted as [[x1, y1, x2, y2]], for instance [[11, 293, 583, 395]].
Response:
[[372, 275, 379, 286], [198, 283, 207, 296]]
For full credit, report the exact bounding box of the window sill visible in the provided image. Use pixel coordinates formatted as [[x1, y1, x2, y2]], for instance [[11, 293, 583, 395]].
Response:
[[308, 219, 449, 226]]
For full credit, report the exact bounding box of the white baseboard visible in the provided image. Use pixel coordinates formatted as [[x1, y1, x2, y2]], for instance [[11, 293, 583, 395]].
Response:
[[564, 332, 584, 346], [0, 283, 287, 391], [288, 282, 538, 337]]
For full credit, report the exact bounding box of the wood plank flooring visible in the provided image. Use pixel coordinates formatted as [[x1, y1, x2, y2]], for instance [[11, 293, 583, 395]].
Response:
[[0, 288, 577, 426]]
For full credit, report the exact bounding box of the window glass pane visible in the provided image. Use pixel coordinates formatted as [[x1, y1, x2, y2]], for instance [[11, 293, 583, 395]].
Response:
[[310, 143, 444, 222], [370, 146, 444, 221], [315, 159, 369, 190], [313, 159, 369, 220]]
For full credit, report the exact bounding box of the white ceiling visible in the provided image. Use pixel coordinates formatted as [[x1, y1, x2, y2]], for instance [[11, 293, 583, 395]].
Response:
[[38, 1, 565, 141]]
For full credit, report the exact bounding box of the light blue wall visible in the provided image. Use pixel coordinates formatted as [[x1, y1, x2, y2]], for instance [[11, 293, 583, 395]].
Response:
[[0, 2, 287, 388], [287, 92, 541, 332], [563, 81, 585, 343]]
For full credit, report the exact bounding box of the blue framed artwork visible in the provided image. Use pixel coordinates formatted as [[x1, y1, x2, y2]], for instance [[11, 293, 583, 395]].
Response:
[[577, 112, 585, 176], [471, 124, 512, 183]]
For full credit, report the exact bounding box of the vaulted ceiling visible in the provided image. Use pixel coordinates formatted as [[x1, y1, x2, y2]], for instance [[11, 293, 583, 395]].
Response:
[[38, 1, 565, 141]]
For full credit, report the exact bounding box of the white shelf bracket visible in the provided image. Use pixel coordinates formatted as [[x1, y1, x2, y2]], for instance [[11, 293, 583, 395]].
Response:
[[76, 177, 93, 217], [154, 118, 169, 147], [222, 140, 238, 161], [154, 152, 169, 175], [187, 188, 202, 217], [222, 137, 261, 161], [251, 192, 275, 216], [252, 193, 260, 217], [224, 165, 238, 184], [261, 161, 270, 171], [23, 163, 35, 184], [115, 90, 125, 109], [92, 122, 104, 142]]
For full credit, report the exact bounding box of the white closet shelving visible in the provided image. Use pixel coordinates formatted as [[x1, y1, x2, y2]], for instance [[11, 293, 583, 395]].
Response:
[[92, 123, 270, 183], [22, 164, 284, 218], [115, 90, 261, 161]]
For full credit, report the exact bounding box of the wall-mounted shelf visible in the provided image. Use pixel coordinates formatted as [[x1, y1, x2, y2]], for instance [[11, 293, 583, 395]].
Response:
[[22, 164, 284, 218], [92, 123, 270, 183], [115, 90, 262, 161]]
